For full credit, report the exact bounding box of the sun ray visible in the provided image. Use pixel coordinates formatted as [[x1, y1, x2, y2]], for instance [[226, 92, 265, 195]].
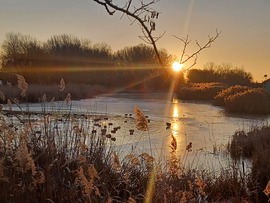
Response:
[[182, 0, 195, 36]]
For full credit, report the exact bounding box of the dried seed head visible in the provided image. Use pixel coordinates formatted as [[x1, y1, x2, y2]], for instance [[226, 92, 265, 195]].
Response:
[[14, 141, 36, 175], [42, 94, 46, 102], [16, 74, 28, 97], [264, 180, 270, 196], [170, 134, 177, 152], [88, 164, 99, 180], [112, 152, 121, 170], [134, 106, 149, 131], [65, 93, 71, 103], [77, 155, 86, 164], [0, 91, 5, 101], [140, 152, 155, 166], [59, 78, 65, 91], [125, 154, 140, 166]]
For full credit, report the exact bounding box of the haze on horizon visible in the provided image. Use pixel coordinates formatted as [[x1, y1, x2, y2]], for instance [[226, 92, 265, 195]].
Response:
[[0, 0, 269, 81]]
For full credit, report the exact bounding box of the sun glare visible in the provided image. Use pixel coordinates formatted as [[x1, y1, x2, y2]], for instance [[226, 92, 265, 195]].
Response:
[[172, 62, 183, 72]]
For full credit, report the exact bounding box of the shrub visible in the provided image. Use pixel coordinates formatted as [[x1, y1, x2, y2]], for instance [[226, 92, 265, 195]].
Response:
[[177, 82, 226, 100], [224, 88, 270, 114], [228, 125, 270, 202], [186, 63, 253, 86], [213, 85, 251, 106]]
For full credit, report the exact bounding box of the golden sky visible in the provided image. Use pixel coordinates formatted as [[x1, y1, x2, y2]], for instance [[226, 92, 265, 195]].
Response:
[[0, 0, 270, 81]]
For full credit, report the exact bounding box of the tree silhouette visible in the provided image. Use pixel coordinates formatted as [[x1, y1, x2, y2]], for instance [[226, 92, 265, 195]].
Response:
[[92, 0, 220, 71]]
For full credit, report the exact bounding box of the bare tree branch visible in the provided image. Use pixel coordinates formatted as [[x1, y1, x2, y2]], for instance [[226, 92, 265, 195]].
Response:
[[92, 0, 164, 68], [92, 0, 221, 73], [173, 29, 221, 70]]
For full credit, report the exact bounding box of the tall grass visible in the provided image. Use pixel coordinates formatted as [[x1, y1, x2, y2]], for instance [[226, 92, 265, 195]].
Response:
[[177, 82, 226, 100], [214, 85, 270, 114], [1, 76, 270, 202], [228, 125, 270, 202]]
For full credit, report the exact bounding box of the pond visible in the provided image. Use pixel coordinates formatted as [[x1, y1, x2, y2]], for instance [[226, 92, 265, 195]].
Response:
[[6, 92, 270, 170]]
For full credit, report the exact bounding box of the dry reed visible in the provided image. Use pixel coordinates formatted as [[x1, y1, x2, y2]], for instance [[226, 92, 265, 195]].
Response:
[[134, 106, 149, 131]]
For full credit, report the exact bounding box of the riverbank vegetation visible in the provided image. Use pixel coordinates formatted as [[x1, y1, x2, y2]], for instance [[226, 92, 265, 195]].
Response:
[[178, 83, 270, 115], [1, 33, 270, 116], [177, 82, 226, 100], [214, 86, 270, 115], [0, 33, 172, 87], [0, 98, 270, 202], [228, 125, 270, 202], [176, 63, 270, 115]]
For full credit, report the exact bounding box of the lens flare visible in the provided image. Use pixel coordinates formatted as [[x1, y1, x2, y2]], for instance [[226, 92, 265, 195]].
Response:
[[172, 62, 183, 72]]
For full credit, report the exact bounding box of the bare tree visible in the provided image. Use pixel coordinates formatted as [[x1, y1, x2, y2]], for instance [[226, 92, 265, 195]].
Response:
[[173, 29, 221, 70], [92, 0, 165, 67], [92, 0, 220, 71]]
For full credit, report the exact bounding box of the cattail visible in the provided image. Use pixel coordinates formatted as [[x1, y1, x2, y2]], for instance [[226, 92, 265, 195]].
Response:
[[59, 78, 65, 91], [134, 106, 149, 131], [170, 134, 177, 152], [16, 74, 28, 97]]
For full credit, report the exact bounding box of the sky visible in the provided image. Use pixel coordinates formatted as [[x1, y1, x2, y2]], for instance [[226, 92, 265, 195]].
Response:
[[0, 0, 270, 81]]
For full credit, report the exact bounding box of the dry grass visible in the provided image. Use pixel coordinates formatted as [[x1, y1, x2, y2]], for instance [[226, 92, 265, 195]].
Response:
[[214, 85, 270, 114], [177, 82, 226, 100], [0, 76, 270, 202], [0, 83, 110, 103]]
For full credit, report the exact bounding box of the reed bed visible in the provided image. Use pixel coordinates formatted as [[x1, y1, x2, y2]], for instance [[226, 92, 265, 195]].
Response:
[[0, 75, 270, 202]]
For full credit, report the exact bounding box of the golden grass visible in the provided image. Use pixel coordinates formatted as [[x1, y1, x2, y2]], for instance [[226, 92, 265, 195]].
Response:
[[0, 76, 269, 202], [134, 106, 149, 131]]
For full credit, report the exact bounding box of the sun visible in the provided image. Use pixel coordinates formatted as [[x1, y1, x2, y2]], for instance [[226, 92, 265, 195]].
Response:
[[172, 62, 183, 72]]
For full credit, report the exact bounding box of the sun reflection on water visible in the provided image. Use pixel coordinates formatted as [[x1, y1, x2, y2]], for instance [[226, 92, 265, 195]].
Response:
[[173, 106, 179, 118], [171, 99, 180, 137]]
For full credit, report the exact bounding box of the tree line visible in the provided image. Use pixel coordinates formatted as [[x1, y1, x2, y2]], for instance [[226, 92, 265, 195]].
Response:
[[0, 32, 174, 90], [0, 33, 254, 90], [186, 62, 253, 86]]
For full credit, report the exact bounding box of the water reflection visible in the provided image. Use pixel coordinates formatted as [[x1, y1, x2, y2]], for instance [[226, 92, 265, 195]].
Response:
[[173, 106, 179, 118], [171, 99, 180, 137]]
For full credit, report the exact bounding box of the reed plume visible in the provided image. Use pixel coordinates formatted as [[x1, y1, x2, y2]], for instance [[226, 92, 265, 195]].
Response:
[[16, 74, 28, 97], [65, 93, 71, 103], [125, 154, 140, 166], [264, 180, 270, 201], [0, 91, 5, 101], [170, 134, 177, 152], [14, 140, 36, 176], [59, 78, 65, 91], [134, 106, 149, 131], [112, 152, 121, 170]]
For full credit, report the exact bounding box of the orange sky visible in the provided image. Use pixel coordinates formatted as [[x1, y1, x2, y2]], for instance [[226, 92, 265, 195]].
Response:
[[0, 0, 270, 81]]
